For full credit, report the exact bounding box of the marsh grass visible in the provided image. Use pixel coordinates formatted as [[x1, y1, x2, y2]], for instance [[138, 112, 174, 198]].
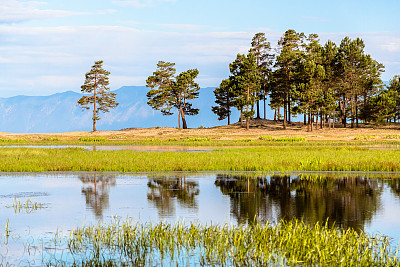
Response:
[[61, 218, 400, 266], [0, 138, 27, 143], [1, 146, 400, 172], [385, 134, 400, 139], [354, 135, 376, 140]]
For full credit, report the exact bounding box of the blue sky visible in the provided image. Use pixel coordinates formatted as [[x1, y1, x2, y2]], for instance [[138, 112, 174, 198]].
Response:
[[0, 0, 399, 97]]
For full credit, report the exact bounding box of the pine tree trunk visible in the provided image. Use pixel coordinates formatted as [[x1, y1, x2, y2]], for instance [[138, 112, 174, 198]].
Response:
[[246, 87, 250, 130], [356, 99, 359, 128], [350, 96, 355, 128], [240, 109, 243, 128], [178, 111, 181, 129], [283, 101, 287, 129], [320, 113, 323, 129], [304, 114, 307, 125], [263, 91, 266, 120], [180, 107, 187, 129], [93, 76, 97, 132], [307, 112, 311, 132], [256, 99, 260, 119]]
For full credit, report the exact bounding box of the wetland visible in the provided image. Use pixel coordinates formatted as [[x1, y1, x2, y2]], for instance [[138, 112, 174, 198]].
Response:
[[1, 172, 400, 265]]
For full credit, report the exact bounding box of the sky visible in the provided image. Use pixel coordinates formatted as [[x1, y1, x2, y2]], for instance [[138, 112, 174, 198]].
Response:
[[0, 0, 399, 97]]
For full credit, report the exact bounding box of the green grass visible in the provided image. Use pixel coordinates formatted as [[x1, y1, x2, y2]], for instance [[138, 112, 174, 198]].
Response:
[[354, 135, 376, 140], [385, 134, 400, 139], [61, 218, 399, 266], [0, 136, 399, 147], [1, 146, 400, 172]]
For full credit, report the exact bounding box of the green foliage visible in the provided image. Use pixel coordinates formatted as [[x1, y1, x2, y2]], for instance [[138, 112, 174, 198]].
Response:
[[212, 78, 235, 124], [230, 52, 261, 129]]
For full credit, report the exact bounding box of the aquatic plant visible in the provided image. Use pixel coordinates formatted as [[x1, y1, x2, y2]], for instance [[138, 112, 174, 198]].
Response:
[[11, 198, 44, 214], [61, 218, 400, 266]]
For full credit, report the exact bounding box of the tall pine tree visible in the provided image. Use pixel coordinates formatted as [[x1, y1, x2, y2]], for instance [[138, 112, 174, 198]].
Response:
[[78, 60, 118, 132], [146, 61, 200, 129]]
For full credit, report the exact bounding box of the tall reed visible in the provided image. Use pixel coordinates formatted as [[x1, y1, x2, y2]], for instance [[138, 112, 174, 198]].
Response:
[[61, 218, 400, 266]]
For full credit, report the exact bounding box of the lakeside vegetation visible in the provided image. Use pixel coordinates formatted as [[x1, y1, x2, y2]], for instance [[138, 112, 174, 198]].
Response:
[[59, 219, 399, 266], [0, 144, 400, 172]]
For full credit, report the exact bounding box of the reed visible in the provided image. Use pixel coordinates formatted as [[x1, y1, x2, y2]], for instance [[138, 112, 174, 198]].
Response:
[[59, 218, 400, 266]]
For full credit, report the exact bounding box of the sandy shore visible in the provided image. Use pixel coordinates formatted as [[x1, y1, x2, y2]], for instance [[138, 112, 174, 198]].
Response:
[[1, 119, 399, 142]]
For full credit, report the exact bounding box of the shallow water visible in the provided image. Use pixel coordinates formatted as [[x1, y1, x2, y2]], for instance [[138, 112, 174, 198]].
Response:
[[1, 172, 400, 265]]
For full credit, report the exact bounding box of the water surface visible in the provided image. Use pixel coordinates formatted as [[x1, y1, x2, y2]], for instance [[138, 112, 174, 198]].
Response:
[[1, 172, 400, 265]]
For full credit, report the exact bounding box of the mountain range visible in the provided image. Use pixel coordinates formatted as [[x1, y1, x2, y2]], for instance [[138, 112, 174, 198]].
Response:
[[0, 86, 251, 133]]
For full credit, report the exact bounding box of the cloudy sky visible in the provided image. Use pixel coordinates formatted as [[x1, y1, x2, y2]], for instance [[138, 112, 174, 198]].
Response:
[[0, 0, 399, 97]]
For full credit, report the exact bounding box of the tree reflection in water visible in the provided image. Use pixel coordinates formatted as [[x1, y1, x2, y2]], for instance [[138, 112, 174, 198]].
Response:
[[147, 175, 199, 218], [215, 174, 382, 230], [79, 174, 117, 219]]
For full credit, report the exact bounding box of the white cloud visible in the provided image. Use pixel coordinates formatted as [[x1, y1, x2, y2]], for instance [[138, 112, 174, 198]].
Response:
[[0, 22, 399, 96], [0, 0, 114, 24], [380, 38, 400, 53], [112, 0, 176, 8]]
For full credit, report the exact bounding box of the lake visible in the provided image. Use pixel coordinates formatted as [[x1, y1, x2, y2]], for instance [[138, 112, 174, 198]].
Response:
[[1, 172, 400, 265]]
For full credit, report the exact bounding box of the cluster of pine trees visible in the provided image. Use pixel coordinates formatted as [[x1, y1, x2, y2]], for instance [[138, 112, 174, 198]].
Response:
[[212, 29, 400, 131]]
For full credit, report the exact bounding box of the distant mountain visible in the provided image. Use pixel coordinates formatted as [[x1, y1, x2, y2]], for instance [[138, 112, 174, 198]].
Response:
[[0, 86, 249, 133]]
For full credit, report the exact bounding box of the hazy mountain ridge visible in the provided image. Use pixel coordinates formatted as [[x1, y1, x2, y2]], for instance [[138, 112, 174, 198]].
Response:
[[0, 86, 241, 133]]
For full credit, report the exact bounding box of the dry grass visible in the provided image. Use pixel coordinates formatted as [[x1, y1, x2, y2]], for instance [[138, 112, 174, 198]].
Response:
[[0, 119, 399, 143]]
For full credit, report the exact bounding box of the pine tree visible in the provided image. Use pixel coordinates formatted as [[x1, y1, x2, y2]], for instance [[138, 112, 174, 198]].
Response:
[[249, 32, 274, 119], [146, 61, 200, 129], [78, 60, 118, 132], [296, 34, 325, 132], [212, 79, 235, 125], [230, 53, 260, 130], [273, 29, 305, 129]]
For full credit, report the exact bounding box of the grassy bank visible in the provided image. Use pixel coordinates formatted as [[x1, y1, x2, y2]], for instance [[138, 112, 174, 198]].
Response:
[[1, 146, 400, 172], [62, 219, 399, 266]]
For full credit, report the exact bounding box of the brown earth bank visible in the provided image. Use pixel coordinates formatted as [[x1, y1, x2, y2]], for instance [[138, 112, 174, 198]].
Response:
[[1, 119, 399, 142]]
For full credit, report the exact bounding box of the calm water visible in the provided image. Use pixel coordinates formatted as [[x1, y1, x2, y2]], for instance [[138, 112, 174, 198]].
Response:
[[1, 172, 400, 265]]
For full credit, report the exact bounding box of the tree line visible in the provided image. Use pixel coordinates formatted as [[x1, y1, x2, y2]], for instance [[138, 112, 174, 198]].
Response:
[[78, 30, 400, 131], [213, 30, 400, 131]]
